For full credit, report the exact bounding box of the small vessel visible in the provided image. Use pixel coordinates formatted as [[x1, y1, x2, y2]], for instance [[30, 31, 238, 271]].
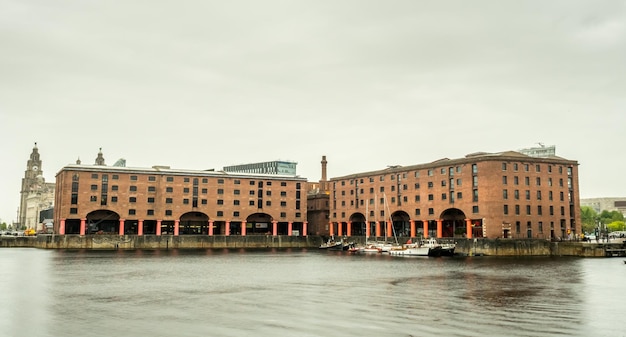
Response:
[[388, 240, 430, 256], [423, 238, 455, 257], [319, 237, 344, 250]]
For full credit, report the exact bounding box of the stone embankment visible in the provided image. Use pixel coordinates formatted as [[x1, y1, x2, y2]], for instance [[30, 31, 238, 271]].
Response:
[[1, 235, 624, 257]]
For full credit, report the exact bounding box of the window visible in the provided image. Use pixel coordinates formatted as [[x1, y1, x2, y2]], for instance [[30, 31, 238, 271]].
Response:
[[441, 193, 447, 200], [111, 196, 117, 202], [147, 210, 154, 215], [473, 189, 478, 202], [234, 189, 240, 195], [112, 175, 118, 180], [503, 189, 508, 199], [472, 206, 479, 213], [91, 184, 98, 191], [504, 205, 509, 215], [130, 186, 137, 192], [184, 178, 190, 183], [111, 185, 118, 191], [167, 177, 174, 182], [427, 182, 433, 188], [428, 208, 434, 215], [513, 163, 518, 171], [202, 178, 208, 184], [525, 190, 530, 200], [183, 187, 190, 193], [130, 175, 137, 181], [502, 163, 507, 171], [457, 192, 462, 199], [129, 197, 136, 203], [165, 210, 172, 216], [472, 164, 477, 174], [525, 177, 530, 186], [249, 180, 255, 185], [266, 201, 272, 206], [280, 212, 286, 218], [166, 187, 173, 193], [538, 206, 543, 215], [526, 205, 531, 215], [183, 199, 189, 204], [537, 191, 542, 200], [415, 209, 421, 216], [249, 200, 255, 206], [502, 176, 508, 185], [148, 176, 156, 182], [524, 164, 529, 171], [90, 196, 97, 202], [514, 176, 519, 185], [428, 169, 433, 176], [472, 176, 478, 187], [166, 198, 173, 203], [249, 190, 255, 196], [148, 186, 156, 192], [536, 164, 541, 172], [415, 195, 420, 202], [428, 194, 434, 201], [217, 211, 223, 217], [129, 209, 136, 215], [217, 189, 224, 195], [70, 208, 78, 214], [514, 190, 520, 200], [147, 197, 155, 203], [515, 205, 520, 215], [440, 168, 446, 174], [91, 174, 98, 179], [414, 183, 420, 189]]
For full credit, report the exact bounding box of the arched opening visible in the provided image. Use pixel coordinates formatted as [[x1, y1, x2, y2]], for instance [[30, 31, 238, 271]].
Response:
[[246, 213, 274, 235], [86, 210, 121, 234], [179, 212, 209, 235], [349, 213, 367, 236], [440, 208, 466, 238], [391, 211, 411, 238]]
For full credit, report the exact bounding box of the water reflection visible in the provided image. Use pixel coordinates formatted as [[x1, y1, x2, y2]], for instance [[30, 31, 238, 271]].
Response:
[[0, 249, 623, 337]]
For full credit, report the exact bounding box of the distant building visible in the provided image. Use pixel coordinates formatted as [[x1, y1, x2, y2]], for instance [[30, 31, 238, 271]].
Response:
[[224, 160, 297, 176], [329, 150, 581, 240], [307, 156, 330, 235], [54, 150, 308, 236], [518, 144, 556, 158], [19, 143, 55, 230], [580, 197, 626, 217]]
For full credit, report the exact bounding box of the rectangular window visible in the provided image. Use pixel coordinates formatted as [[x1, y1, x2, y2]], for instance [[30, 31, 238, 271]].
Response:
[[90, 196, 97, 202], [183, 199, 189, 204], [472, 176, 478, 187], [183, 187, 190, 193], [129, 209, 136, 215], [130, 186, 137, 192], [165, 210, 172, 216], [166, 198, 173, 203], [217, 189, 224, 194], [148, 186, 156, 192], [129, 197, 136, 203], [415, 209, 421, 216], [472, 189, 478, 202], [503, 204, 509, 215], [130, 175, 137, 181], [147, 210, 154, 215], [502, 163, 507, 171], [537, 206, 543, 215], [526, 205, 531, 215], [184, 178, 190, 183], [166, 187, 173, 193], [472, 206, 479, 213], [91, 173, 98, 179], [148, 176, 156, 182], [167, 177, 174, 182], [502, 176, 508, 185], [112, 174, 118, 180], [515, 205, 520, 215], [111, 185, 118, 191], [91, 185, 98, 191], [503, 189, 508, 199], [202, 178, 208, 184], [70, 208, 78, 214], [111, 196, 117, 203], [472, 164, 477, 174], [147, 197, 155, 203]]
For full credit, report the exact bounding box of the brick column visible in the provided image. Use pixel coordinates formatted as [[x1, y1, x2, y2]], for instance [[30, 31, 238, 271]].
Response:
[[302, 221, 308, 237], [346, 221, 352, 237], [465, 218, 473, 239], [119, 219, 125, 236], [241, 221, 247, 236], [59, 218, 66, 235], [410, 220, 415, 238], [337, 222, 343, 236], [80, 218, 86, 236], [156, 219, 162, 236], [423, 220, 429, 238], [375, 221, 381, 237], [288, 221, 293, 236], [387, 220, 392, 238], [174, 220, 180, 236], [225, 220, 230, 236], [436, 219, 443, 238], [138, 219, 144, 236], [208, 220, 214, 236], [329, 221, 334, 236], [272, 220, 278, 236]]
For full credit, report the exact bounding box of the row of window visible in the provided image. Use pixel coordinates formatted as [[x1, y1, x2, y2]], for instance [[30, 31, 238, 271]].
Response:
[[68, 207, 301, 218], [502, 162, 572, 175], [502, 176, 572, 188], [87, 195, 300, 208], [87, 173, 299, 188], [504, 189, 572, 202], [88, 185, 295, 197], [503, 204, 567, 216]]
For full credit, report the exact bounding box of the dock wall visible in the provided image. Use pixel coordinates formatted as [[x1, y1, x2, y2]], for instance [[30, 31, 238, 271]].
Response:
[[1, 235, 623, 257]]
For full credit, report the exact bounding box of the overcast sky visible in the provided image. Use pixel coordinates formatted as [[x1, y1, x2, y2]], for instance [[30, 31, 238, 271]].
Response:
[[1, 0, 625, 223]]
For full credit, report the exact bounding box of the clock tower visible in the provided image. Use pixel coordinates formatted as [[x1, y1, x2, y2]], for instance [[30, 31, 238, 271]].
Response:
[[18, 143, 44, 227]]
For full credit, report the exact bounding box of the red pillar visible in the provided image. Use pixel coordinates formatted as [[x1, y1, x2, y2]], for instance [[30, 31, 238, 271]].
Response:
[[119, 219, 125, 236], [346, 221, 352, 237], [302, 221, 308, 237], [225, 220, 230, 236], [241, 221, 247, 236], [436, 219, 443, 238], [59, 218, 66, 235], [208, 220, 214, 236], [329, 221, 334, 236], [365, 221, 371, 239], [375, 221, 381, 237], [410, 220, 415, 238], [156, 220, 162, 236], [80, 218, 86, 236], [138, 219, 144, 236], [387, 220, 392, 238], [423, 220, 429, 238], [337, 222, 343, 236], [288, 221, 293, 236], [174, 220, 180, 236], [272, 220, 278, 236], [465, 218, 473, 239]]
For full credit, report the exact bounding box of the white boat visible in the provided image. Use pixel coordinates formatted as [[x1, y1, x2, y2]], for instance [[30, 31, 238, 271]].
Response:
[[388, 239, 430, 256], [422, 238, 456, 256]]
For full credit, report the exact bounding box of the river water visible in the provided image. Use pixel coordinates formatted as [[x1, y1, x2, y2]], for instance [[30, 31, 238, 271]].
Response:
[[0, 248, 624, 337]]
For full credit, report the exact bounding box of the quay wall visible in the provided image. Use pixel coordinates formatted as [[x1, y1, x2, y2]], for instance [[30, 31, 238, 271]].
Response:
[[0, 235, 621, 257]]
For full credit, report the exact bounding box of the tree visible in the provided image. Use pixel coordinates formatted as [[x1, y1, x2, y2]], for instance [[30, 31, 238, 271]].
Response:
[[580, 206, 598, 234], [599, 210, 624, 224], [607, 221, 625, 232], [0, 222, 6, 231]]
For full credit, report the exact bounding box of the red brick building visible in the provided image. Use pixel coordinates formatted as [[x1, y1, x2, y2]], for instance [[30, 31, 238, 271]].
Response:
[[54, 164, 308, 236], [328, 151, 581, 240]]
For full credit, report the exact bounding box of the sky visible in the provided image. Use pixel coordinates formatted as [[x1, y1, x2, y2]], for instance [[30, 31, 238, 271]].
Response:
[[1, 0, 625, 223]]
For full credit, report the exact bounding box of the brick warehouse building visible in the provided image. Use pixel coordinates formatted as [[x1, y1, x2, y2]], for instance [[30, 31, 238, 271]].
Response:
[[53, 162, 308, 237], [328, 151, 581, 240]]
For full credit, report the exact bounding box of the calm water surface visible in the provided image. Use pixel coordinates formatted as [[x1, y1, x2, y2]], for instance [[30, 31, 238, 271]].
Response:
[[1, 248, 624, 337]]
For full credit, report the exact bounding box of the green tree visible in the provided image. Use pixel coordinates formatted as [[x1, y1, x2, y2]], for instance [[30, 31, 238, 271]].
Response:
[[0, 222, 6, 231], [580, 206, 598, 234], [599, 210, 624, 224], [607, 221, 625, 232]]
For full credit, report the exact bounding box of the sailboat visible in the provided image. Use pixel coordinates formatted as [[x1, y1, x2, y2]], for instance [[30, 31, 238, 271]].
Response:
[[373, 193, 400, 253], [348, 202, 382, 253]]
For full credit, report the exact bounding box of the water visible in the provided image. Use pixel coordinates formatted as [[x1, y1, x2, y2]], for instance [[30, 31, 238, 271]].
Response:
[[1, 248, 624, 337]]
